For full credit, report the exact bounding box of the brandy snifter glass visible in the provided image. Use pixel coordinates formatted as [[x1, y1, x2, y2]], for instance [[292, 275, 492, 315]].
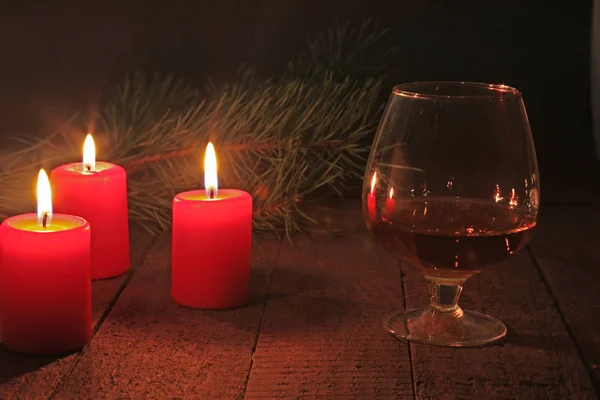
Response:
[[363, 82, 539, 347]]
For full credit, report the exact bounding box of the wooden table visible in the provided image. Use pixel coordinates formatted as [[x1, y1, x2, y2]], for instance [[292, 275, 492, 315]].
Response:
[[0, 201, 598, 399]]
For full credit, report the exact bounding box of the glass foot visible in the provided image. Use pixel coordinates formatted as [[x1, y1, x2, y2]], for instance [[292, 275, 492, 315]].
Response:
[[383, 306, 507, 347]]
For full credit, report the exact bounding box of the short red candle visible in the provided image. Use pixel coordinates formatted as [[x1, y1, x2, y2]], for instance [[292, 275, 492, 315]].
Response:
[[366, 171, 377, 222], [385, 187, 396, 218], [171, 142, 252, 309], [171, 189, 252, 308], [0, 170, 91, 354], [367, 192, 376, 221], [51, 135, 129, 279]]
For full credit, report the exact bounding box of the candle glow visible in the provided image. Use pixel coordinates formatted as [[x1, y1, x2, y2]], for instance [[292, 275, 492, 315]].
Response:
[[204, 142, 218, 199], [494, 185, 503, 203], [509, 188, 519, 207], [37, 169, 52, 227], [82, 134, 96, 172]]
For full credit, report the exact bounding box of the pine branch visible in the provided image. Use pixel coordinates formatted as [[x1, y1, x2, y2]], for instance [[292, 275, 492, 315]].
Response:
[[0, 20, 396, 237], [287, 19, 398, 84], [0, 76, 381, 237]]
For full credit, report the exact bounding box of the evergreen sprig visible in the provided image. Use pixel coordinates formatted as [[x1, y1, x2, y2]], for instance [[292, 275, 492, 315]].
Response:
[[0, 20, 396, 237], [287, 19, 398, 83]]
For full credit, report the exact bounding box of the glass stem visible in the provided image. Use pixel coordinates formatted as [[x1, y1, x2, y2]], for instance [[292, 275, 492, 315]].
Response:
[[428, 281, 464, 315]]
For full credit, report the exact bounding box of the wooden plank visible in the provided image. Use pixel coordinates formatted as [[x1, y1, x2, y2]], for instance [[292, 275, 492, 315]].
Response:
[[402, 232, 597, 398], [49, 233, 281, 399], [91, 225, 157, 328], [244, 205, 414, 399], [529, 205, 600, 393], [0, 224, 156, 400]]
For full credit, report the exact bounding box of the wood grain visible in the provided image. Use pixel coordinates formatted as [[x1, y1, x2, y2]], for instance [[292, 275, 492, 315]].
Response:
[[49, 233, 281, 399], [402, 229, 597, 399], [90, 225, 157, 328], [529, 206, 600, 394], [244, 205, 414, 399], [1, 203, 598, 399], [0, 224, 156, 400]]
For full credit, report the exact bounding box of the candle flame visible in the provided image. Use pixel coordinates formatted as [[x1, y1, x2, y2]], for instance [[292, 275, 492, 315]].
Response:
[[509, 188, 518, 207], [370, 172, 377, 194], [493, 184, 503, 203], [37, 169, 52, 227], [83, 134, 96, 171], [204, 142, 218, 198], [389, 187, 394, 199]]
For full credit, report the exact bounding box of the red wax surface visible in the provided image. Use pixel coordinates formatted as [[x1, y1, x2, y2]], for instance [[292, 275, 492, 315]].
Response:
[[172, 189, 252, 309], [0, 214, 91, 354], [51, 162, 130, 279]]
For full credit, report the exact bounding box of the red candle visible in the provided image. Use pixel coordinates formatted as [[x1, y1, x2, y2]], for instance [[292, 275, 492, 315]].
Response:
[[385, 187, 396, 218], [367, 171, 377, 222], [171, 143, 252, 309], [0, 169, 91, 354], [51, 134, 130, 279]]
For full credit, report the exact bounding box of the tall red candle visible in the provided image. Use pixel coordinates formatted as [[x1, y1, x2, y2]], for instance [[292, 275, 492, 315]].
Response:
[[51, 134, 129, 279], [0, 170, 91, 354], [171, 143, 252, 309]]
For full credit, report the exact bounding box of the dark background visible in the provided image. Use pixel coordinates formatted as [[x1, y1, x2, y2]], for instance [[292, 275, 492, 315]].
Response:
[[0, 1, 594, 193]]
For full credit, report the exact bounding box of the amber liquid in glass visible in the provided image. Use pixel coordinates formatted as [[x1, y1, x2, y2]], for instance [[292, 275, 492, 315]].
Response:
[[370, 197, 536, 280]]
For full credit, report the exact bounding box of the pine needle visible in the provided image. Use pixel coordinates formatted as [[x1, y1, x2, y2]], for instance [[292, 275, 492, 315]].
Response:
[[0, 20, 396, 237]]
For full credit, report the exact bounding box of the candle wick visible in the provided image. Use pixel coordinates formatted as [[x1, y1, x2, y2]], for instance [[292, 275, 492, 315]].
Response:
[[42, 212, 48, 229], [86, 165, 91, 171], [208, 188, 216, 199]]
